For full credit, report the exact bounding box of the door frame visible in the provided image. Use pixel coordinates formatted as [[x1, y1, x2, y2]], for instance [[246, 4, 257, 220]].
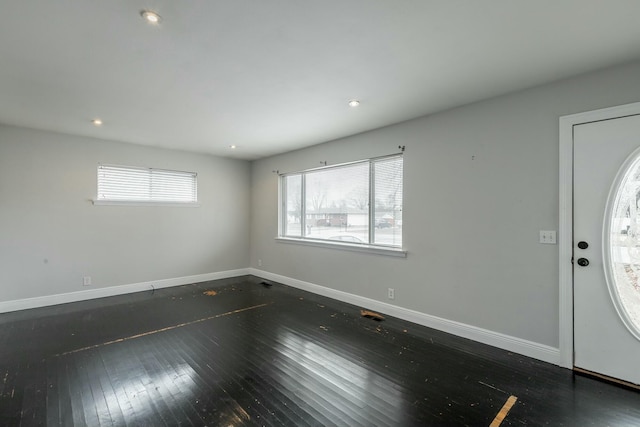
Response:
[[559, 101, 640, 369]]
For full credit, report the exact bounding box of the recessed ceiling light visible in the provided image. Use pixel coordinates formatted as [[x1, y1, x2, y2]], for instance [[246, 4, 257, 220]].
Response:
[[348, 100, 360, 107], [92, 118, 103, 126], [140, 10, 161, 24], [229, 145, 237, 149]]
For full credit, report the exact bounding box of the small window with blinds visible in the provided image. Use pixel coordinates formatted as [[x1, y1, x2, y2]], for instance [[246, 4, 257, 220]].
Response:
[[279, 154, 403, 249], [96, 165, 198, 205]]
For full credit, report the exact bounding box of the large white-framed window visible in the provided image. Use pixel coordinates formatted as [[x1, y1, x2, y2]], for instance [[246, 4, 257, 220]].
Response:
[[279, 154, 403, 254], [95, 164, 198, 206]]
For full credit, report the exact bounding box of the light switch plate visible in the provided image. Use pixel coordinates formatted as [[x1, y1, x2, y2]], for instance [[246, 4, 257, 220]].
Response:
[[539, 230, 557, 244]]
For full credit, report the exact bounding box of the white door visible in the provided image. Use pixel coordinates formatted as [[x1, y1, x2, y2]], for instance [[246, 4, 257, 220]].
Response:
[[574, 113, 640, 385]]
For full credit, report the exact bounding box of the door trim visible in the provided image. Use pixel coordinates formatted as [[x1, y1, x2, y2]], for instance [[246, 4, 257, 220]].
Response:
[[559, 101, 640, 369]]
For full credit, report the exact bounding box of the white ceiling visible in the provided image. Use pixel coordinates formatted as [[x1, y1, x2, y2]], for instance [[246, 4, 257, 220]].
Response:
[[1, 1, 640, 160]]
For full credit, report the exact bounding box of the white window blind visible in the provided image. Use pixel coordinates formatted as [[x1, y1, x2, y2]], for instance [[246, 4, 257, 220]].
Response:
[[97, 165, 197, 203]]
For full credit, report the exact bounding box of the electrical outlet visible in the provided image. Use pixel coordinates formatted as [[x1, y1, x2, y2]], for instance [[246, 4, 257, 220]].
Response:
[[83, 276, 92, 286], [258, 259, 263, 267], [387, 288, 395, 300]]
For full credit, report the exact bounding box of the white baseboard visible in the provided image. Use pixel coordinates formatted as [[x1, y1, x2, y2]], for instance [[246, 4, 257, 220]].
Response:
[[0, 268, 250, 314], [250, 268, 561, 366], [2, 267, 561, 366]]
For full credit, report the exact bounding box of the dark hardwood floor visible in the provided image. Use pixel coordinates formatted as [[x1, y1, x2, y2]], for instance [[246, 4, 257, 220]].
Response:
[[0, 275, 638, 426]]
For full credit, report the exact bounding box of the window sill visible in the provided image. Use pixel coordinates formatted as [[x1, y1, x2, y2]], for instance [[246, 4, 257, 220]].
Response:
[[92, 200, 200, 207], [275, 237, 407, 258]]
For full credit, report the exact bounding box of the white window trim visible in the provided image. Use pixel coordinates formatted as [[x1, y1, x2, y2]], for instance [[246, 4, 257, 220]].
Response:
[[275, 236, 407, 258], [278, 153, 404, 253]]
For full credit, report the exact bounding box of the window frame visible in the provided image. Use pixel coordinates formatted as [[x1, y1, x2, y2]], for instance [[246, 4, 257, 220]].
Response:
[[277, 154, 406, 257], [93, 164, 199, 207]]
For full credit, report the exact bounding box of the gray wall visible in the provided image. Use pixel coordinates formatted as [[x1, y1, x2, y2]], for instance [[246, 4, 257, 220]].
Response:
[[4, 59, 640, 349], [250, 60, 640, 349], [0, 125, 250, 301]]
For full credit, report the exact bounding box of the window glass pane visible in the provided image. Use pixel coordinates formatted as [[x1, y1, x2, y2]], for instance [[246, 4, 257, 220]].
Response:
[[284, 174, 302, 237], [305, 163, 369, 243], [373, 157, 403, 246], [607, 152, 640, 337]]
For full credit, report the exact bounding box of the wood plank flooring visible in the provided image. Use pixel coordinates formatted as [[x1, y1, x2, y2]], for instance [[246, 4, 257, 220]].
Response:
[[0, 275, 639, 426]]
